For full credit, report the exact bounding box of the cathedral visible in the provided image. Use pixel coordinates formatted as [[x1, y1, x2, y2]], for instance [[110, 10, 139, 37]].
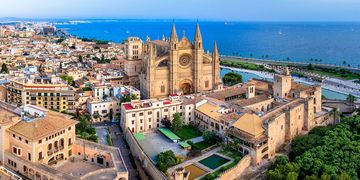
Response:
[[139, 23, 222, 98]]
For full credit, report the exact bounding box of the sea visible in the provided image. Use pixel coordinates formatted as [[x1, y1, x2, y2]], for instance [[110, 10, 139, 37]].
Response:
[[53, 19, 357, 100], [55, 19, 360, 67]]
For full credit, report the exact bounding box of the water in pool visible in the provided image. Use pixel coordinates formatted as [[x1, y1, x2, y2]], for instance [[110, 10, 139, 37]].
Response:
[[199, 154, 229, 170]]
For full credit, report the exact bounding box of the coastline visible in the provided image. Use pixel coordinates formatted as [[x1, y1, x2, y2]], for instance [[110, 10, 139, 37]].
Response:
[[220, 66, 360, 98]]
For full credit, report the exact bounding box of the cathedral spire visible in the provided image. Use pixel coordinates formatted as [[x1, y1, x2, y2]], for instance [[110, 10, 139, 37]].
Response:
[[170, 23, 178, 43], [194, 22, 202, 49], [212, 41, 218, 58]]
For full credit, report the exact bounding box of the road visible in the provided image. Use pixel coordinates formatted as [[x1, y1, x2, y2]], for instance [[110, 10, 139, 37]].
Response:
[[109, 125, 139, 180], [221, 55, 360, 73], [95, 126, 109, 145]]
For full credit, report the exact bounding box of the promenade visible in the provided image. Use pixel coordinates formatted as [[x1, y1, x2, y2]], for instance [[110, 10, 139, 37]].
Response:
[[221, 55, 360, 73], [221, 66, 360, 99]]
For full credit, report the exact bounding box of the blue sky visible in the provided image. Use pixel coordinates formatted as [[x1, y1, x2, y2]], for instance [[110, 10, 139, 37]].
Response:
[[1, 0, 360, 21]]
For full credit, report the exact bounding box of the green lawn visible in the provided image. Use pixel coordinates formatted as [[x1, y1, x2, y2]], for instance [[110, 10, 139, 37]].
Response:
[[174, 125, 202, 140], [220, 60, 275, 73], [308, 69, 360, 80], [192, 141, 215, 150]]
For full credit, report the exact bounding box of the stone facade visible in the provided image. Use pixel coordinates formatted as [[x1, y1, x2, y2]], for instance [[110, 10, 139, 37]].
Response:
[[139, 23, 222, 99], [0, 102, 128, 180]]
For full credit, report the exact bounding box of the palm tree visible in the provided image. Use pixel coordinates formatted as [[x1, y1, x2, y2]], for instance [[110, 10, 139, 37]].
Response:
[[330, 108, 341, 125], [346, 94, 357, 110]]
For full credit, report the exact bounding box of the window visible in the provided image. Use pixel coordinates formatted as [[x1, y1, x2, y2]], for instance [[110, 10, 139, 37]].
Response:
[[132, 113, 136, 117], [160, 85, 165, 93], [38, 140, 42, 144], [28, 153, 31, 161], [132, 120, 134, 125], [12, 147, 21, 156], [149, 125, 151, 129], [164, 109, 168, 112], [205, 80, 209, 88], [148, 111, 152, 115], [140, 119, 143, 123], [149, 118, 151, 122], [68, 138, 72, 146], [139, 112, 143, 116]]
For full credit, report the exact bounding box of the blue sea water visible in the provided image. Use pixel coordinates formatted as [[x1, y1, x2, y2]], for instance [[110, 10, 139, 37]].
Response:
[[56, 19, 360, 67]]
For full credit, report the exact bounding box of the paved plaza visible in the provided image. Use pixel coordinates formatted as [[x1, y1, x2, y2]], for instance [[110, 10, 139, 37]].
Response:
[[137, 131, 188, 162], [55, 156, 117, 179]]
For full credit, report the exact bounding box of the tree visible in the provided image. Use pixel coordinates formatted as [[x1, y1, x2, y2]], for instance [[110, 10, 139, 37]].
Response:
[[79, 55, 83, 63], [60, 75, 75, 86], [203, 131, 219, 144], [1, 63, 8, 73], [161, 117, 172, 129], [222, 72, 242, 86], [120, 94, 131, 103], [346, 94, 357, 107], [77, 116, 89, 132], [156, 150, 177, 172], [330, 108, 341, 124], [171, 112, 182, 132], [130, 94, 138, 100]]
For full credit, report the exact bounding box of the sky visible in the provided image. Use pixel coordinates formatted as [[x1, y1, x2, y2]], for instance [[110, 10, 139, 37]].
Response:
[[1, 0, 360, 21]]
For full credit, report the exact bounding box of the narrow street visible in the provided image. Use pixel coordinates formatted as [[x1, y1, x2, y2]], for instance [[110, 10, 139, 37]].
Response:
[[109, 125, 139, 180]]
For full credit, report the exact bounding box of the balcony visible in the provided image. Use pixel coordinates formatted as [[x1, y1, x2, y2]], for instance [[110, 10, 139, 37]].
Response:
[[47, 146, 64, 156]]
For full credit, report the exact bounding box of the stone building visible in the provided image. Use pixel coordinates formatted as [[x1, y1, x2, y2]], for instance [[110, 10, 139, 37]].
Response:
[[192, 68, 330, 165], [123, 37, 143, 87], [0, 102, 128, 180], [139, 23, 222, 98]]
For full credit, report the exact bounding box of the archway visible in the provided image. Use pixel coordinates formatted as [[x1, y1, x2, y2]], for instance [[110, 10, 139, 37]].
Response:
[[179, 79, 193, 95]]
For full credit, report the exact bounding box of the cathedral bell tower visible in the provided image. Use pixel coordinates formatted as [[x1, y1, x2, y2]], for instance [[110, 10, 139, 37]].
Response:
[[170, 23, 179, 94], [194, 22, 203, 93]]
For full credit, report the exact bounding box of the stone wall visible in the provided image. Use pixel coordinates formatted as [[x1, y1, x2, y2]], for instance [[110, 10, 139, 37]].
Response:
[[124, 128, 167, 180], [217, 155, 251, 180]]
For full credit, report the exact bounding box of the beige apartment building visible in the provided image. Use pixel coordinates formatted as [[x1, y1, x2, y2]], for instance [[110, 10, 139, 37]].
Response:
[[120, 94, 194, 133], [6, 77, 75, 113], [0, 102, 128, 180]]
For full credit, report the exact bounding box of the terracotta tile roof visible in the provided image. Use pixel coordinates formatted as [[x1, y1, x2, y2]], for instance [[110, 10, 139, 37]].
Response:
[[8, 111, 77, 140], [232, 95, 272, 107], [196, 102, 221, 121], [232, 113, 264, 137], [207, 86, 246, 100]]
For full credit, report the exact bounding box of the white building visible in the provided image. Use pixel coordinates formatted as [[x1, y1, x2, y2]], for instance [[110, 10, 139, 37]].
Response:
[[86, 97, 121, 122], [120, 94, 195, 133]]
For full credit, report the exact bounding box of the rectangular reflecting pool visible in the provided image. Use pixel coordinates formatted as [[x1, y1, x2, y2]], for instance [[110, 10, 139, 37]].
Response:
[[198, 154, 230, 170]]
